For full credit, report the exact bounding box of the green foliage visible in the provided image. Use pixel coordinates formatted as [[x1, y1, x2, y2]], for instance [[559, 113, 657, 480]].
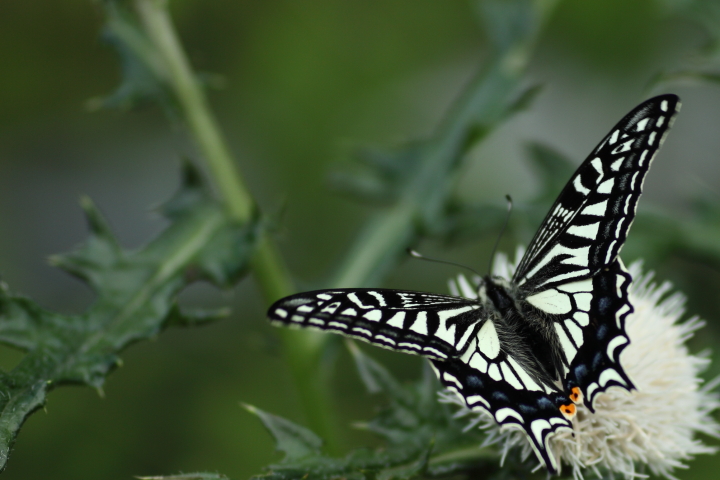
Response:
[[4, 0, 720, 478], [0, 163, 258, 472], [244, 344, 506, 480]]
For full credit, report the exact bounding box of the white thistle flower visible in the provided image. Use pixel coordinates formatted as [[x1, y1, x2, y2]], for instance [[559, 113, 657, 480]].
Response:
[[443, 248, 720, 479]]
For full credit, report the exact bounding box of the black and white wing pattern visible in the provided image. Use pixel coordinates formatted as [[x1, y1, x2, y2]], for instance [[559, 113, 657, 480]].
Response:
[[513, 95, 680, 290], [268, 94, 680, 474], [269, 289, 485, 359]]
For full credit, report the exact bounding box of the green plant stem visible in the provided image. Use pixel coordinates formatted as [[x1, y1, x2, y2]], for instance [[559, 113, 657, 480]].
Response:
[[133, 0, 339, 451], [134, 0, 251, 222]]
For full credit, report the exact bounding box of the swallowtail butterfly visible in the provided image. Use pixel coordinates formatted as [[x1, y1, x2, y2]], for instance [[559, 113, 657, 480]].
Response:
[[268, 94, 680, 473]]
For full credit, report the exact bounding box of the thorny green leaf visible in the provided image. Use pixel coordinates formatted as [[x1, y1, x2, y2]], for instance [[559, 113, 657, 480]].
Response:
[[90, 1, 221, 116], [244, 404, 323, 462], [0, 162, 259, 472], [89, 0, 176, 113], [249, 349, 502, 480]]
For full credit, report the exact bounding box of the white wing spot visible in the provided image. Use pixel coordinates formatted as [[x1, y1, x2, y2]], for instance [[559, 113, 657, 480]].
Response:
[[368, 291, 386, 306], [488, 363, 502, 381], [599, 368, 627, 388], [582, 200, 608, 217], [297, 305, 314, 313], [386, 311, 406, 328], [656, 116, 665, 127], [469, 352, 489, 373], [501, 362, 524, 390], [321, 302, 340, 314], [567, 222, 600, 239], [443, 372, 462, 389], [636, 117, 649, 131], [317, 293, 332, 301], [352, 327, 372, 336], [590, 157, 604, 175], [466, 394, 490, 409], [609, 129, 619, 145], [574, 311, 589, 326], [477, 321, 501, 359], [565, 319, 584, 347], [610, 157, 624, 171], [342, 308, 357, 316], [661, 100, 668, 111], [554, 323, 577, 363], [573, 176, 590, 194], [605, 240, 617, 264], [606, 335, 628, 360], [364, 310, 382, 321], [574, 292, 592, 311], [526, 289, 572, 314], [410, 311, 428, 335], [648, 131, 657, 146], [348, 293, 373, 309], [275, 308, 288, 318], [507, 356, 542, 391], [597, 178, 615, 194], [614, 217, 626, 239], [496, 407, 524, 424]]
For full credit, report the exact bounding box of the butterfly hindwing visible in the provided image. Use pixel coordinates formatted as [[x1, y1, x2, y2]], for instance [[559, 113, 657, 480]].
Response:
[[514, 95, 680, 291], [268, 289, 484, 360], [563, 259, 634, 409], [433, 357, 572, 473]]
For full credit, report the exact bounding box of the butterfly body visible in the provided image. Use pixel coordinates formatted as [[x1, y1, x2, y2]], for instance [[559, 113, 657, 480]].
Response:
[[268, 94, 680, 473]]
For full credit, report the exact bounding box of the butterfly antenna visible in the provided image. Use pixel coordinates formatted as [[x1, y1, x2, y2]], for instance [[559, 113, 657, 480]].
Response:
[[407, 249, 482, 279], [487, 195, 513, 276]]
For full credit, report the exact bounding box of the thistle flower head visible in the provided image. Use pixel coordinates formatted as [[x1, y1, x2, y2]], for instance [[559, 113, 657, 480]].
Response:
[[444, 248, 720, 479]]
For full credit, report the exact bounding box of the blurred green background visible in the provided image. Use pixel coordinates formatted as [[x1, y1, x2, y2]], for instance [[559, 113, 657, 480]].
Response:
[[1, 1, 720, 479]]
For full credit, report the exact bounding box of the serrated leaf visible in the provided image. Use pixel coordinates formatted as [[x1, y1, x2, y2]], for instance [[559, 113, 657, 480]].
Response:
[[0, 163, 258, 471], [244, 404, 323, 462], [249, 352, 498, 480], [89, 1, 176, 113]]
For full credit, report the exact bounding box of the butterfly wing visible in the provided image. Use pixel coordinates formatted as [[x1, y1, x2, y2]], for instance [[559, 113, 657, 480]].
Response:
[[268, 289, 485, 359], [514, 94, 679, 412], [513, 94, 680, 291], [433, 358, 572, 473]]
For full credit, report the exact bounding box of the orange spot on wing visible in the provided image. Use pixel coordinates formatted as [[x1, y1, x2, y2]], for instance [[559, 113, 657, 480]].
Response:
[[560, 403, 576, 420], [569, 386, 584, 404]]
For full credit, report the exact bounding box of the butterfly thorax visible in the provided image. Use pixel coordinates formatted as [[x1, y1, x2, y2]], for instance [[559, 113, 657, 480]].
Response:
[[479, 276, 565, 389]]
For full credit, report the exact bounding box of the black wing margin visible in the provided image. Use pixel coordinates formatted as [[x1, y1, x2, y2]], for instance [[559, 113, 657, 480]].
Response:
[[513, 95, 680, 291], [268, 289, 484, 360]]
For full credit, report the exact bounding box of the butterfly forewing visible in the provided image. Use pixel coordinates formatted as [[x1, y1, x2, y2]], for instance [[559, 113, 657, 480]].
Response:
[[269, 289, 485, 359], [513, 95, 680, 291]]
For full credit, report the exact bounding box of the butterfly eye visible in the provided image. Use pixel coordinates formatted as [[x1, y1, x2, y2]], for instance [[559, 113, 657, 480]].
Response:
[[560, 403, 577, 420], [569, 386, 583, 404]]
